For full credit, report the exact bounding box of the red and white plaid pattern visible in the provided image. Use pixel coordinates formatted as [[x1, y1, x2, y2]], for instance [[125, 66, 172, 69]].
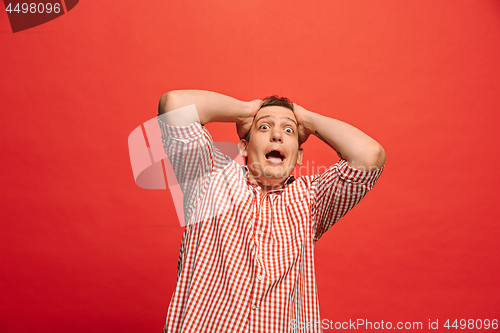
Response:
[[158, 118, 383, 333]]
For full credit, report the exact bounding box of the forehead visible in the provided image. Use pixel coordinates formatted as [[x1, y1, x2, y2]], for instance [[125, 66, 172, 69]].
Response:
[[254, 106, 297, 125]]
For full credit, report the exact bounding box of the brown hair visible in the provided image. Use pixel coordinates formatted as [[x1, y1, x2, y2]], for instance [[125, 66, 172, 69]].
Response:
[[244, 95, 296, 142], [260, 95, 294, 111]]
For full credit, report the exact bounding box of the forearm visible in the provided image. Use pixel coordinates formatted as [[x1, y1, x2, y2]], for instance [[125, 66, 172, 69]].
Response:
[[158, 90, 251, 126], [303, 110, 386, 170]]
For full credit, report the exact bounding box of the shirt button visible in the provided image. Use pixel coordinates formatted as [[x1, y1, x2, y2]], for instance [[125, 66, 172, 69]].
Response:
[[256, 254, 261, 260], [252, 304, 258, 310], [257, 274, 264, 281], [256, 230, 263, 236]]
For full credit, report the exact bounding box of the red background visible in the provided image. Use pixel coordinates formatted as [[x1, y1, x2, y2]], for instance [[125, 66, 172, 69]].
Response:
[[1, 1, 499, 332]]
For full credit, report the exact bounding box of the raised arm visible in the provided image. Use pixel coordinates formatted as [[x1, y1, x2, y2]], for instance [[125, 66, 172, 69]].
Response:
[[158, 90, 261, 138], [294, 104, 386, 170]]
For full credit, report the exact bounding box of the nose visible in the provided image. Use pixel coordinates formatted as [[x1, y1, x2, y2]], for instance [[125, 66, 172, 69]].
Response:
[[270, 128, 282, 142]]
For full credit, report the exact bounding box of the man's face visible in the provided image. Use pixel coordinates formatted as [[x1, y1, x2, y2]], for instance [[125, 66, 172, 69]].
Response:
[[237, 105, 303, 188]]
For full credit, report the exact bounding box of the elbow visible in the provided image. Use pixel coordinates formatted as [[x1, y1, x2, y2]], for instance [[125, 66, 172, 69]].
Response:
[[346, 143, 385, 171], [368, 143, 386, 170], [158, 90, 181, 115]]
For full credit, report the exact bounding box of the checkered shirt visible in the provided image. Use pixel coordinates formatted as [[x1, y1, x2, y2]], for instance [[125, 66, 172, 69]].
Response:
[[158, 118, 384, 333]]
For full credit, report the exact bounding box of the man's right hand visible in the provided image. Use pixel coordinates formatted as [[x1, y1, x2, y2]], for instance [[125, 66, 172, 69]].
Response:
[[236, 99, 262, 139]]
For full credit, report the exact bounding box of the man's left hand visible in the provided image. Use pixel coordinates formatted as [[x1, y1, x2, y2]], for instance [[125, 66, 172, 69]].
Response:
[[293, 103, 313, 145]]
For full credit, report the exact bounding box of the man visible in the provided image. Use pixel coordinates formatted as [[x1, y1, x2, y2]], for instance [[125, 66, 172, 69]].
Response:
[[157, 90, 385, 332]]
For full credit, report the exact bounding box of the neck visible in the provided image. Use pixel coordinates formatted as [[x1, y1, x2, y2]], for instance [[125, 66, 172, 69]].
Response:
[[247, 173, 290, 194]]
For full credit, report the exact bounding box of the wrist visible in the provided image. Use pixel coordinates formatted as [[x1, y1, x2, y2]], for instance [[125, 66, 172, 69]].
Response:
[[242, 100, 255, 118], [233, 101, 251, 125], [300, 108, 316, 136]]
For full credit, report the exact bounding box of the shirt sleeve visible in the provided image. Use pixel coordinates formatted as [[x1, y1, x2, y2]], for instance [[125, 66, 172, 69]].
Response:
[[157, 112, 231, 224], [311, 159, 384, 242]]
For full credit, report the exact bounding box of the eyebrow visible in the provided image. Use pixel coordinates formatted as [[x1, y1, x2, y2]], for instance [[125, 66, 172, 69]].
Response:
[[255, 114, 298, 128]]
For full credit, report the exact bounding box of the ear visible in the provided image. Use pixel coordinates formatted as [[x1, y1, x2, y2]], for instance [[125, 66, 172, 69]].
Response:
[[296, 147, 304, 165], [237, 139, 248, 157]]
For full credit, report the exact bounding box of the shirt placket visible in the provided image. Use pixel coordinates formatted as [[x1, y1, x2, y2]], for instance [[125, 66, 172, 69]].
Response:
[[246, 188, 270, 333]]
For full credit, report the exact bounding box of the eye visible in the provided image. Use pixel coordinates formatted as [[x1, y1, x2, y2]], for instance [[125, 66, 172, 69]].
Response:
[[259, 124, 270, 130], [284, 127, 294, 134]]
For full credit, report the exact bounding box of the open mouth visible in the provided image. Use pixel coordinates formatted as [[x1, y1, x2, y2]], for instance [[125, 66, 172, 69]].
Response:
[[265, 149, 285, 163]]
